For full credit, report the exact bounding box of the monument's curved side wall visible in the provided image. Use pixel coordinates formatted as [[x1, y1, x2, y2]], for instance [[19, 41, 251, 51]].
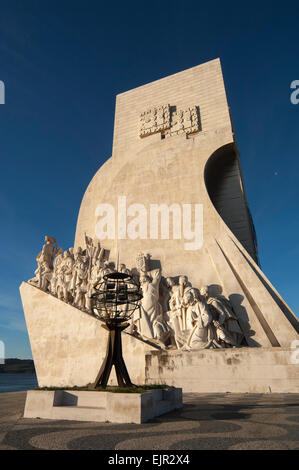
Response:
[[204, 143, 258, 263]]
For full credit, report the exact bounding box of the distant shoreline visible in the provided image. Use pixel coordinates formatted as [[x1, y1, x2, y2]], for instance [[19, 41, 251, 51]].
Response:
[[0, 358, 35, 374], [0, 371, 35, 374]]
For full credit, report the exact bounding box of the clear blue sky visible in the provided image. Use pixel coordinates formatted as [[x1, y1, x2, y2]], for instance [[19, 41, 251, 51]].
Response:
[[0, 1, 298, 358]]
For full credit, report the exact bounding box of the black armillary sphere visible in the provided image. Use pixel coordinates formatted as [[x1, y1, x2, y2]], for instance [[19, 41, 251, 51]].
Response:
[[90, 272, 142, 388]]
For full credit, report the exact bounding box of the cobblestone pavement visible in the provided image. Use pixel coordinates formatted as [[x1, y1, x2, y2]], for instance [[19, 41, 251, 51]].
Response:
[[0, 391, 299, 450]]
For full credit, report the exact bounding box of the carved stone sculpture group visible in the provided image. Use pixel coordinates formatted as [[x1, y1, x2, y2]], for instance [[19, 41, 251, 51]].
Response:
[[29, 236, 247, 350]]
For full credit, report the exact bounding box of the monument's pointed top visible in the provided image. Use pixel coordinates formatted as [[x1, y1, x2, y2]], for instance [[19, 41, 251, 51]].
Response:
[[112, 57, 230, 159], [117, 57, 222, 97]]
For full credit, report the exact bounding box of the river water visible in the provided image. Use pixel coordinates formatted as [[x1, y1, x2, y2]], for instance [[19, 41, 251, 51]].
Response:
[[0, 373, 38, 393]]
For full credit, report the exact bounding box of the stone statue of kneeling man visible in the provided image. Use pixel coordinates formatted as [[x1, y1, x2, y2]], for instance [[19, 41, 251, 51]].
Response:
[[182, 290, 215, 350]]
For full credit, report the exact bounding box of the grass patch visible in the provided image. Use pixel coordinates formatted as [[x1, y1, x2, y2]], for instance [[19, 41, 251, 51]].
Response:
[[34, 384, 171, 394]]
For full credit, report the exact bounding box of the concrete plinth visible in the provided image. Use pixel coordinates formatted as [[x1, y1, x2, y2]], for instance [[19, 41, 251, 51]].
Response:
[[145, 348, 299, 393], [23, 388, 182, 424]]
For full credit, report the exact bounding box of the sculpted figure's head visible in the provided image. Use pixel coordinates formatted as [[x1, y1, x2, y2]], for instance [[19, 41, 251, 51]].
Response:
[[179, 275, 188, 286], [200, 286, 209, 299], [166, 277, 174, 288], [183, 289, 193, 305], [140, 274, 150, 285], [39, 253, 46, 263], [190, 287, 200, 300], [45, 236, 56, 245]]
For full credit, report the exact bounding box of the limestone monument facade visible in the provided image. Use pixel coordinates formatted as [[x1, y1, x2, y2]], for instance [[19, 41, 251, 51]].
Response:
[[20, 58, 299, 392]]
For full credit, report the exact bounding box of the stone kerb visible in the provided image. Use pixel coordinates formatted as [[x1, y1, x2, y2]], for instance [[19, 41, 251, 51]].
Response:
[[24, 388, 183, 424]]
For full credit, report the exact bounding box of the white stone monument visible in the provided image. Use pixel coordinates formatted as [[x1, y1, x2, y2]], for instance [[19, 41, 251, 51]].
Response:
[[21, 58, 299, 393]]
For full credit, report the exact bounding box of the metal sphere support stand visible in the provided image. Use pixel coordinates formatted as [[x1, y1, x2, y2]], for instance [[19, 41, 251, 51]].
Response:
[[93, 321, 133, 388], [90, 271, 142, 389]]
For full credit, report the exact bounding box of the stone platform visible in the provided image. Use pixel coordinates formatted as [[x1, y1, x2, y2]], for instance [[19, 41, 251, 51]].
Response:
[[23, 388, 182, 424], [145, 348, 299, 393]]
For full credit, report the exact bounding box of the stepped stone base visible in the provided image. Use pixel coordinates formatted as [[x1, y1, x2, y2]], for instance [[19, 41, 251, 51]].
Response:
[[145, 348, 299, 393], [23, 388, 182, 424]]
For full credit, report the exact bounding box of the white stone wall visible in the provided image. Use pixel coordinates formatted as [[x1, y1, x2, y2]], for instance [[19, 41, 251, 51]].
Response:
[[145, 348, 299, 393]]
